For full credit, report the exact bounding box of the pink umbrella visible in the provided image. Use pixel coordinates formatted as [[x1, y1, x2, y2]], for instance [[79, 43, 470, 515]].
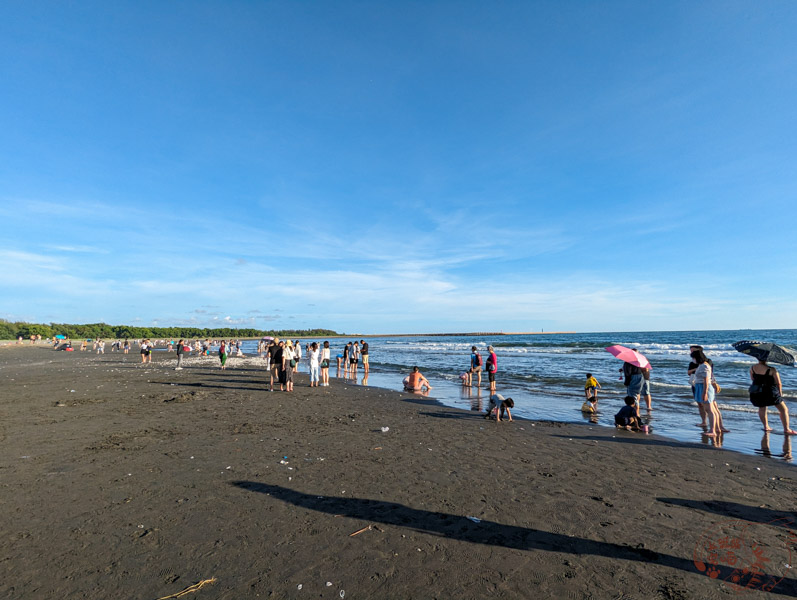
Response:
[[605, 345, 651, 370]]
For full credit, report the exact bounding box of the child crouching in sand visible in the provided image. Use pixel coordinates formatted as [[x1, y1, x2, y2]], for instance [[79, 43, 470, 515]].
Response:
[[615, 396, 643, 431], [485, 394, 514, 422]]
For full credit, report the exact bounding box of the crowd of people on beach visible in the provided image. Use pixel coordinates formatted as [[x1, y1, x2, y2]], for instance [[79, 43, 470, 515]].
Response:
[[44, 334, 796, 442]]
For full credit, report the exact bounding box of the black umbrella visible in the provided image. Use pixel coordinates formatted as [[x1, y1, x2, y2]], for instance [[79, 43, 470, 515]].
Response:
[[732, 340, 796, 367]]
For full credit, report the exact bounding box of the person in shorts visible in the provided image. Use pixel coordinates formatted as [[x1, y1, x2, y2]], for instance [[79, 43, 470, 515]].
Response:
[[350, 341, 360, 373], [321, 341, 331, 386], [468, 346, 482, 387], [584, 373, 601, 401], [691, 349, 720, 438], [360, 340, 369, 373], [640, 368, 652, 410]]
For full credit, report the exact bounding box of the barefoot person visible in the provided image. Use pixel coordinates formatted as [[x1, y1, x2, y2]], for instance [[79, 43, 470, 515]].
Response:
[[467, 346, 482, 388], [690, 350, 720, 437], [584, 373, 601, 402], [749, 357, 796, 435], [485, 346, 497, 392], [688, 345, 709, 427], [404, 366, 432, 392], [320, 341, 331, 386], [640, 367, 652, 411], [485, 394, 514, 422], [615, 396, 643, 430], [360, 339, 369, 373]]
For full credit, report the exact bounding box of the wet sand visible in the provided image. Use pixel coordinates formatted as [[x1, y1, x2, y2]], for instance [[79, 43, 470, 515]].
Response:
[[1, 346, 796, 599]]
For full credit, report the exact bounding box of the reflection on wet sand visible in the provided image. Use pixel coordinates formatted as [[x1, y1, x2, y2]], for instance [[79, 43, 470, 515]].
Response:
[[756, 432, 792, 462]]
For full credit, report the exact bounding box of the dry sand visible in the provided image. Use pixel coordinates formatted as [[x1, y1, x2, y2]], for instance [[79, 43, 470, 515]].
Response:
[[1, 346, 796, 599]]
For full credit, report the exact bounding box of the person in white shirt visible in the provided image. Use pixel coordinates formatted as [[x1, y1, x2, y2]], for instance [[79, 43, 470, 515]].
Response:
[[294, 340, 302, 371], [320, 341, 331, 386], [308, 342, 320, 387]]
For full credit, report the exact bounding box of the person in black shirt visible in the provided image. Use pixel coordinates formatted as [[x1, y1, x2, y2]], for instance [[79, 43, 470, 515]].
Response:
[[268, 339, 281, 392], [360, 340, 369, 373], [615, 396, 642, 430]]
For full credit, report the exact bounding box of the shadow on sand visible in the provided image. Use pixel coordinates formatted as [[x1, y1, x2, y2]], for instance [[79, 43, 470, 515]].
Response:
[[231, 481, 797, 595]]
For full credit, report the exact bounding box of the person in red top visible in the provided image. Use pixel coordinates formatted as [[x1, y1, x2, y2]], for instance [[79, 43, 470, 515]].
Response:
[[486, 345, 497, 392], [404, 366, 432, 392]]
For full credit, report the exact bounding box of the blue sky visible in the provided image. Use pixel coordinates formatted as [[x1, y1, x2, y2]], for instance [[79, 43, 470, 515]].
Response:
[[2, 1, 797, 334]]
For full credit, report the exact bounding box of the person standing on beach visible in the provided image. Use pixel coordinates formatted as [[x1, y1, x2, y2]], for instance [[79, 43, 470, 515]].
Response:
[[268, 338, 281, 391], [343, 342, 351, 374], [360, 340, 369, 373], [688, 345, 708, 427], [308, 342, 320, 387], [749, 357, 796, 435], [219, 340, 228, 370], [468, 346, 483, 387], [640, 367, 652, 411], [175, 339, 185, 370], [293, 340, 302, 371], [622, 354, 643, 402], [690, 350, 720, 437], [485, 345, 497, 392], [282, 340, 295, 392], [350, 341, 360, 375], [320, 341, 331, 386]]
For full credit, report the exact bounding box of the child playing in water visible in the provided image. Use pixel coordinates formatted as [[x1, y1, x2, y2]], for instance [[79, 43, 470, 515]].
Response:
[[585, 373, 601, 401], [614, 396, 642, 430]]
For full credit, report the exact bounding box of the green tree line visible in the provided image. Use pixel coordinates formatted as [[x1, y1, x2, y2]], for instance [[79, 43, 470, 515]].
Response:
[[0, 319, 340, 341]]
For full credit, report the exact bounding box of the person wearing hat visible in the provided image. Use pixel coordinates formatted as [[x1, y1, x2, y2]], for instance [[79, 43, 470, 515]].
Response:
[[485, 345, 498, 392]]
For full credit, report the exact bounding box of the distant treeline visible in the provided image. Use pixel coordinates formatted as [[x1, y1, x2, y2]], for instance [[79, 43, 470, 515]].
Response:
[[0, 319, 339, 341]]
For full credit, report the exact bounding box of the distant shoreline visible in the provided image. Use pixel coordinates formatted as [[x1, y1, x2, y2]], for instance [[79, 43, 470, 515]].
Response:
[[355, 331, 577, 337]]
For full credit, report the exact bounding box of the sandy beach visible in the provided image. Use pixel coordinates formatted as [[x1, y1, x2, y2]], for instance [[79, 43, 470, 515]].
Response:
[[2, 346, 796, 599]]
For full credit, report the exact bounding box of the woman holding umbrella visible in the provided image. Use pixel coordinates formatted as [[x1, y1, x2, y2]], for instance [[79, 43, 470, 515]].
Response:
[[749, 358, 796, 435], [734, 340, 797, 435]]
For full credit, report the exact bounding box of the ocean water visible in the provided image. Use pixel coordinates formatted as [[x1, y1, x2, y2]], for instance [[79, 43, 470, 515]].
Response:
[[236, 330, 797, 463]]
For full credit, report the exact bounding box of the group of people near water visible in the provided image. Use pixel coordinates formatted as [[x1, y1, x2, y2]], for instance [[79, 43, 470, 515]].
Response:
[[578, 343, 796, 438], [51, 334, 796, 439]]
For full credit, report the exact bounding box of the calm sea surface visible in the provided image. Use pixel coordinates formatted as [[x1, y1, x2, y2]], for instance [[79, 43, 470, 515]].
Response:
[[236, 330, 797, 463]]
